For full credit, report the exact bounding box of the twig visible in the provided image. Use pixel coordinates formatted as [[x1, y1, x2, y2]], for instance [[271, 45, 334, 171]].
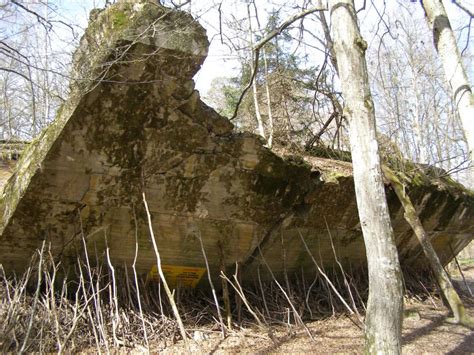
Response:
[[78, 212, 110, 351], [451, 0, 474, 17], [257, 266, 271, 319], [218, 242, 232, 330], [325, 218, 363, 324], [257, 247, 315, 341], [297, 228, 355, 315], [220, 269, 269, 336], [105, 233, 121, 347], [449, 244, 473, 297], [196, 229, 226, 337], [11, 0, 52, 31], [20, 240, 46, 354], [132, 206, 150, 349], [142, 192, 188, 347]]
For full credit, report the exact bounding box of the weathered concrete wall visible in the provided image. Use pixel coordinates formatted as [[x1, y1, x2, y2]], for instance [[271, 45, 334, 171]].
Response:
[[0, 0, 472, 287]]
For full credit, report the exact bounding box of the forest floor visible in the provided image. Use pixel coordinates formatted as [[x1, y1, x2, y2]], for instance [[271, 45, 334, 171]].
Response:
[[156, 265, 474, 354]]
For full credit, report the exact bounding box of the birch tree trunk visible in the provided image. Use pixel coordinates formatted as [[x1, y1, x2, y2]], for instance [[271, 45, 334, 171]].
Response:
[[329, 1, 404, 353], [421, 0, 474, 162]]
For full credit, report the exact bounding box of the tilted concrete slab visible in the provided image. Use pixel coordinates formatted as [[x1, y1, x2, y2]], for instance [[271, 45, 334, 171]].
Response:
[[0, 0, 472, 287]]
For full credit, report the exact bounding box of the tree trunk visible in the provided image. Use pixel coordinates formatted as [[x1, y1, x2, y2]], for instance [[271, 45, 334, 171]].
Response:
[[262, 49, 274, 148], [421, 0, 474, 162], [383, 166, 474, 328], [329, 1, 404, 353], [247, 4, 266, 141]]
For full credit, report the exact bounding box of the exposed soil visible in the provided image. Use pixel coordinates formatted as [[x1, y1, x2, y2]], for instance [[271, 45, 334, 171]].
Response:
[[154, 267, 474, 354]]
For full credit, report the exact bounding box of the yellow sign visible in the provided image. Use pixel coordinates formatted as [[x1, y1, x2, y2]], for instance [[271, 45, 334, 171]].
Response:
[[148, 265, 206, 289]]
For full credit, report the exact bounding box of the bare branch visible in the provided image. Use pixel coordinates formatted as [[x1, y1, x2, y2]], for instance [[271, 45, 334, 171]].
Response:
[[253, 6, 327, 52], [0, 67, 32, 83], [451, 0, 474, 18], [461, 17, 472, 55], [230, 5, 327, 120], [170, 0, 191, 10], [11, 0, 52, 31]]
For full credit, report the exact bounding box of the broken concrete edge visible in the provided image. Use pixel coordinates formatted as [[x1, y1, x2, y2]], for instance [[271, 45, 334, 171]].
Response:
[[273, 145, 473, 200], [71, 0, 208, 93]]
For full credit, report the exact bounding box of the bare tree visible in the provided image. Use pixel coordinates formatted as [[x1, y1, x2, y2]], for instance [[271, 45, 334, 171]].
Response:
[[421, 0, 473, 164], [0, 0, 75, 140], [329, 0, 404, 353], [366, 3, 470, 185]]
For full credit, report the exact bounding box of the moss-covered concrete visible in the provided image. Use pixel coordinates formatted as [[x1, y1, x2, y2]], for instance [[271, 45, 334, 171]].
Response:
[[0, 0, 472, 286]]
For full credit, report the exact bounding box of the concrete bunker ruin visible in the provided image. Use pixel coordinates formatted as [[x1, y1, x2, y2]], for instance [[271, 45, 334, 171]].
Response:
[[0, 0, 472, 288]]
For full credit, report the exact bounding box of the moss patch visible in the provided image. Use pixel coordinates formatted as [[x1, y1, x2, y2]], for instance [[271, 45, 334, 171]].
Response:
[[110, 8, 129, 29]]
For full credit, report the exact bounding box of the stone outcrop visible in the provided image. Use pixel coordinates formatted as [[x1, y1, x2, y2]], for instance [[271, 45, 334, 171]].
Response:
[[0, 0, 472, 286]]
